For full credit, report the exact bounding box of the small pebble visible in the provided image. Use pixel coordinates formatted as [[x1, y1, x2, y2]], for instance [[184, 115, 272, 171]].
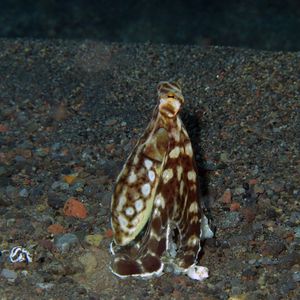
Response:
[[201, 160, 217, 171], [47, 223, 65, 234], [241, 207, 256, 223], [36, 282, 55, 290], [78, 252, 98, 275], [63, 174, 78, 185], [35, 148, 49, 157], [248, 259, 257, 265], [292, 271, 300, 282], [19, 188, 29, 197], [230, 202, 240, 211], [187, 265, 209, 281], [279, 280, 296, 294], [47, 193, 65, 209], [221, 188, 232, 204], [51, 142, 61, 151], [233, 187, 245, 196], [54, 233, 80, 253], [241, 268, 257, 280], [218, 211, 240, 229], [6, 185, 18, 198], [270, 181, 285, 192], [1, 269, 17, 282], [85, 234, 103, 246], [290, 212, 300, 225], [294, 226, 300, 238], [0, 166, 7, 176], [63, 197, 87, 219], [278, 251, 300, 268], [105, 118, 118, 126], [51, 181, 69, 191], [220, 151, 230, 163], [253, 184, 265, 194], [70, 181, 85, 192]]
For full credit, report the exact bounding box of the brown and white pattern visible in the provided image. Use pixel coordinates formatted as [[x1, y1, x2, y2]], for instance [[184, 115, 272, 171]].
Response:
[[110, 81, 213, 279]]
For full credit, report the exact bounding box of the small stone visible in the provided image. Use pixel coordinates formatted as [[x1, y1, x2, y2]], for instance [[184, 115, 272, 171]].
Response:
[[294, 226, 300, 238], [6, 218, 15, 226], [219, 211, 240, 229], [1, 269, 17, 282], [248, 259, 257, 265], [100, 191, 112, 207], [249, 178, 258, 185], [36, 283, 55, 290], [63, 174, 78, 185], [19, 188, 29, 198], [105, 229, 113, 238], [220, 151, 230, 163], [187, 265, 209, 281], [261, 241, 286, 257], [51, 142, 61, 151], [36, 204, 47, 212], [290, 212, 300, 225], [6, 185, 18, 199], [241, 207, 256, 223], [230, 202, 240, 211], [51, 181, 69, 191], [54, 233, 79, 253], [85, 234, 103, 246], [83, 185, 94, 196], [270, 181, 285, 192], [78, 252, 98, 275], [253, 184, 265, 194], [63, 197, 87, 219], [35, 147, 49, 157], [47, 193, 65, 209], [292, 271, 300, 282], [278, 251, 300, 268], [47, 223, 65, 234], [266, 208, 278, 220], [221, 189, 232, 204], [201, 160, 217, 171], [70, 181, 85, 192], [39, 239, 54, 251], [252, 221, 263, 231], [279, 280, 296, 294], [43, 260, 67, 275], [15, 155, 26, 163], [233, 187, 245, 196], [0, 166, 7, 176], [241, 268, 257, 281], [266, 189, 274, 197], [105, 118, 118, 126], [105, 143, 115, 153]]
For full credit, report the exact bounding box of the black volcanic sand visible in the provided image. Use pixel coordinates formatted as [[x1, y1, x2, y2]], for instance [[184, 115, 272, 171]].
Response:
[[0, 39, 299, 299]]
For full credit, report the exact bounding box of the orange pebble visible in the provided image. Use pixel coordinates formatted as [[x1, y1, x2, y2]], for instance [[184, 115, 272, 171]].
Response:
[[63, 174, 77, 184], [221, 189, 232, 204], [230, 202, 241, 211], [249, 178, 258, 185], [63, 197, 87, 219], [47, 223, 65, 234], [105, 228, 113, 238], [0, 124, 8, 132]]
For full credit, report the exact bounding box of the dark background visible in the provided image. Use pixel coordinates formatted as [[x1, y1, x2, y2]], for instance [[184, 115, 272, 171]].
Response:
[[1, 0, 300, 51]]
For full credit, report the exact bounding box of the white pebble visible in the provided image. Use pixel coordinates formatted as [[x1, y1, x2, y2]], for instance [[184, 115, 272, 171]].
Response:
[[187, 265, 209, 281]]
